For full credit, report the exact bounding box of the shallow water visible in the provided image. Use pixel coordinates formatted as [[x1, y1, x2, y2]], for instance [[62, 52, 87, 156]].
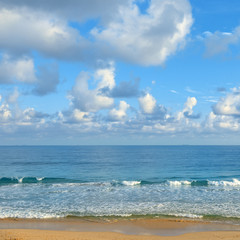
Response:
[[0, 145, 240, 221]]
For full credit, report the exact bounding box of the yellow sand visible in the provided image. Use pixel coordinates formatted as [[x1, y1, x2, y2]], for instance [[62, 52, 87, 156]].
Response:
[[0, 218, 240, 240], [0, 229, 240, 240]]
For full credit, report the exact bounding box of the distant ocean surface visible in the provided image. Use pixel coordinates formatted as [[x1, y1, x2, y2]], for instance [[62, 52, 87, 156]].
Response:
[[0, 145, 240, 222]]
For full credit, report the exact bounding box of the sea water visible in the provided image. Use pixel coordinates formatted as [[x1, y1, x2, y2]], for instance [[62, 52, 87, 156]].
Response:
[[0, 145, 240, 222]]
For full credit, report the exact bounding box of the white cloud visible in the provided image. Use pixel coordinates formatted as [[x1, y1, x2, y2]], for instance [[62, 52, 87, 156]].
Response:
[[0, 102, 11, 122], [154, 123, 176, 132], [0, 0, 192, 66], [72, 109, 91, 122], [0, 0, 129, 23], [2, 87, 240, 143], [58, 109, 91, 124], [213, 88, 240, 116], [177, 97, 200, 120], [138, 93, 156, 114], [92, 0, 193, 66], [69, 66, 115, 112], [0, 55, 60, 95], [138, 97, 201, 135], [205, 112, 240, 132], [108, 101, 130, 122], [0, 91, 49, 127], [0, 55, 36, 83], [0, 8, 89, 60], [184, 96, 197, 112], [94, 65, 116, 90], [20, 108, 37, 125]]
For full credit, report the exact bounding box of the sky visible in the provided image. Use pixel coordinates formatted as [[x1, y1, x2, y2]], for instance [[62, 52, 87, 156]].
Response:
[[1, 0, 240, 145]]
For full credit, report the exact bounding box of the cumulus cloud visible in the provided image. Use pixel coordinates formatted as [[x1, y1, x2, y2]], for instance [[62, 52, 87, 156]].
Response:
[[0, 90, 49, 127], [0, 0, 192, 66], [184, 97, 197, 112], [204, 27, 240, 57], [213, 88, 240, 116], [18, 108, 49, 126], [138, 93, 156, 114], [0, 8, 89, 60], [205, 112, 240, 132], [0, 55, 60, 96], [72, 109, 91, 122], [144, 105, 169, 121], [108, 101, 130, 122], [60, 109, 92, 124], [1, 88, 240, 143], [5, 1, 240, 142], [101, 78, 140, 98], [183, 97, 200, 119], [0, 0, 129, 23], [0, 102, 11, 122], [178, 97, 200, 119], [0, 55, 36, 83], [138, 97, 201, 135], [138, 92, 169, 124], [92, 0, 193, 66], [69, 66, 115, 112]]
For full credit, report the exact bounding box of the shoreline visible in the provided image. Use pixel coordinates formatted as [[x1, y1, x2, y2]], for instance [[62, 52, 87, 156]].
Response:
[[0, 217, 240, 236]]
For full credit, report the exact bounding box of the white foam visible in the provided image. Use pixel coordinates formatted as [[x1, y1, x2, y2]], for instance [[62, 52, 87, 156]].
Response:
[[172, 213, 203, 219], [37, 177, 44, 181], [209, 178, 240, 187], [122, 181, 141, 186], [168, 180, 191, 186], [18, 177, 24, 183], [95, 213, 133, 217], [0, 210, 60, 219], [81, 182, 111, 187]]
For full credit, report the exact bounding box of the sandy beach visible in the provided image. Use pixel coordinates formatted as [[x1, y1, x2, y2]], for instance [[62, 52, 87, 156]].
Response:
[[1, 229, 240, 240], [0, 218, 240, 240]]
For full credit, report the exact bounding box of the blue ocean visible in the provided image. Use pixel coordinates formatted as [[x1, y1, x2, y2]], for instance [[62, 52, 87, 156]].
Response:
[[0, 146, 240, 221]]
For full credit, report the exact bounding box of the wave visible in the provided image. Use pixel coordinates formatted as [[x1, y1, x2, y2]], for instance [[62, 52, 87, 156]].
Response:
[[122, 179, 240, 187], [1, 177, 240, 188], [168, 180, 192, 186], [167, 180, 209, 187], [59, 213, 240, 223], [0, 177, 79, 185], [209, 178, 240, 187], [167, 179, 240, 187], [3, 212, 239, 222], [121, 181, 141, 186]]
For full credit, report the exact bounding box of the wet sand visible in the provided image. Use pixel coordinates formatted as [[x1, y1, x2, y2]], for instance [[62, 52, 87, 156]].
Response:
[[0, 217, 240, 239]]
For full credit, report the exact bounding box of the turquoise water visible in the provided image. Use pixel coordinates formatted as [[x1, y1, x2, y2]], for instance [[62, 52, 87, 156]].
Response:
[[0, 146, 240, 220]]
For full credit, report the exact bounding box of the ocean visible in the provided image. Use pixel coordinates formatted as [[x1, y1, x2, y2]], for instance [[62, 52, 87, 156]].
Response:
[[0, 145, 240, 222]]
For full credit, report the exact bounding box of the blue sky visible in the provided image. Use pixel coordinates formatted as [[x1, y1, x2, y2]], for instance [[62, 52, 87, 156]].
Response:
[[1, 0, 240, 145]]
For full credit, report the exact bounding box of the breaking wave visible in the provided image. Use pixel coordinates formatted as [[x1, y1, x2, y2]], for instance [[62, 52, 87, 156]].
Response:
[[1, 177, 240, 188]]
